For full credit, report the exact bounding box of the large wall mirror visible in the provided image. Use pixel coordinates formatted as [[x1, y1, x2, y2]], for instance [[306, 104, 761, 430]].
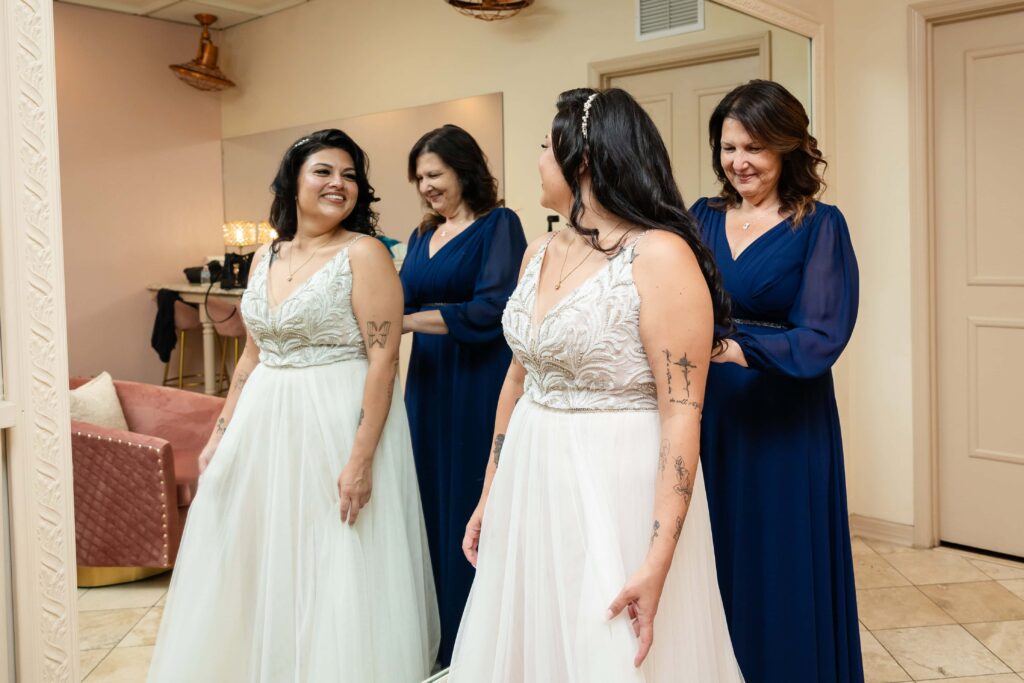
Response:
[[2, 1, 818, 681]]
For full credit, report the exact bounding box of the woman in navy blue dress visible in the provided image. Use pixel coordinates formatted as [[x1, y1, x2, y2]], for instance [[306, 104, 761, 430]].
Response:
[[400, 124, 527, 666], [691, 81, 863, 682]]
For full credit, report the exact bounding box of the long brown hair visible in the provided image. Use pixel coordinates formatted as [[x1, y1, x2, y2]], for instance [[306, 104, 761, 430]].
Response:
[[407, 124, 501, 235], [708, 80, 825, 226]]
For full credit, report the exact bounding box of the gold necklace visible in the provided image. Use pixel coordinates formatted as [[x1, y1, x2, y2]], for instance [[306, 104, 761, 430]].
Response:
[[287, 233, 338, 282], [554, 225, 627, 290]]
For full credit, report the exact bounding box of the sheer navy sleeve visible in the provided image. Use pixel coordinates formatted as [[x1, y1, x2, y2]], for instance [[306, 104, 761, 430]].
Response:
[[733, 205, 859, 378], [439, 208, 527, 345]]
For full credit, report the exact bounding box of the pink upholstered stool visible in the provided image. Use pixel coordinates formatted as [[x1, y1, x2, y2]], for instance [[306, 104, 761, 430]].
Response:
[[163, 301, 202, 389], [206, 298, 247, 394]]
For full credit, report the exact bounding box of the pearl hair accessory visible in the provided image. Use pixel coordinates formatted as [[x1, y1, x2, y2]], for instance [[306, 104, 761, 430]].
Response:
[[292, 136, 311, 149], [581, 93, 598, 140]]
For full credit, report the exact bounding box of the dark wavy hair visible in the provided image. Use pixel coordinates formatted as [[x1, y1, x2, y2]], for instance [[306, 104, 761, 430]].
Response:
[[708, 80, 825, 226], [552, 87, 732, 351], [407, 124, 501, 235], [269, 128, 380, 249]]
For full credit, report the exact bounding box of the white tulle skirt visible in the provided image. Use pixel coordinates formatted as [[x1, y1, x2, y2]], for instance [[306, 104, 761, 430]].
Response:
[[448, 399, 743, 683], [147, 359, 439, 683]]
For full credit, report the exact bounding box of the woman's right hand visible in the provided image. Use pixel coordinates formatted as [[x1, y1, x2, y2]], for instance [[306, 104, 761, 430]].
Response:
[[462, 500, 486, 567], [197, 438, 219, 475]]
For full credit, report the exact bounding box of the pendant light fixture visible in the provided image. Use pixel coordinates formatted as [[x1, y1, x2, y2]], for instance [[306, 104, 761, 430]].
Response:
[[169, 14, 235, 92], [445, 0, 534, 21]]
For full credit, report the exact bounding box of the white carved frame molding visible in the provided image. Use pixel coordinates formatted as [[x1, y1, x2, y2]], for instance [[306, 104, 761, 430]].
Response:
[[0, 0, 80, 680], [908, 0, 1024, 548]]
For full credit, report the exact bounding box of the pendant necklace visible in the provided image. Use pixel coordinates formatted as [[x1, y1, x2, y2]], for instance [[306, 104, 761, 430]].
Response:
[[287, 236, 332, 281], [554, 225, 627, 290]]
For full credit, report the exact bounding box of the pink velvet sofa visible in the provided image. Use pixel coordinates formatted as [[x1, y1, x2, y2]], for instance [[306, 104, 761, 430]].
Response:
[[70, 377, 224, 569]]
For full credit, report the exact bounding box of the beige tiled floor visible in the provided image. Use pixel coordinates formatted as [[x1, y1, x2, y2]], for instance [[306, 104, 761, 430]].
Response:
[[856, 540, 1024, 682], [77, 539, 1024, 682], [77, 573, 168, 681]]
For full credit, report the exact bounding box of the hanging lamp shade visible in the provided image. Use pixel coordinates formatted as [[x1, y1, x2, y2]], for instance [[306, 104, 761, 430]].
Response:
[[445, 0, 534, 21], [169, 14, 235, 92]]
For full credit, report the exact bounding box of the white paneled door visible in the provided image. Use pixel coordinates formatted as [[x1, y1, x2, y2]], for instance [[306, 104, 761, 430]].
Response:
[[608, 51, 762, 204], [934, 9, 1024, 557]]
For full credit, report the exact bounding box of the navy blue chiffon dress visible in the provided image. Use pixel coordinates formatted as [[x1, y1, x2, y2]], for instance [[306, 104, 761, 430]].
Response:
[[691, 197, 863, 683], [399, 207, 527, 666]]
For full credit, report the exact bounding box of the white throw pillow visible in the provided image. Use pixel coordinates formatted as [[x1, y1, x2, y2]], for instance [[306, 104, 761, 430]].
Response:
[[69, 372, 129, 431]]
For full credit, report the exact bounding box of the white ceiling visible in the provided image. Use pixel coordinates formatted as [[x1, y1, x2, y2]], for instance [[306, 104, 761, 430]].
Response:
[[55, 0, 310, 29]]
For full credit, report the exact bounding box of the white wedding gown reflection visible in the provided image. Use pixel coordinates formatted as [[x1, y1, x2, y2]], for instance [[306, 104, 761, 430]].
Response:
[[148, 240, 439, 682]]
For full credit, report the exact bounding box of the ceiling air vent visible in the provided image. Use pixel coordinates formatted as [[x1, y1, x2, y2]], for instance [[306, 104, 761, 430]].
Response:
[[637, 0, 704, 41]]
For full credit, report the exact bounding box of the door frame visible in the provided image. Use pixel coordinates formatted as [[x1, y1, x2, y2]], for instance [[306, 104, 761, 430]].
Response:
[[0, 0, 79, 680], [589, 31, 773, 88], [908, 0, 1024, 548]]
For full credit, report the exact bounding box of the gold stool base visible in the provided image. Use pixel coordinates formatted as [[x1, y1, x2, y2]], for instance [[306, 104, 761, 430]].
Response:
[[77, 565, 170, 588]]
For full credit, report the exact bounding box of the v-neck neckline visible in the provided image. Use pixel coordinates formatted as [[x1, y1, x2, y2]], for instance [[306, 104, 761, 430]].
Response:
[[426, 213, 485, 260], [723, 211, 789, 262], [266, 241, 350, 315], [527, 235, 623, 333]]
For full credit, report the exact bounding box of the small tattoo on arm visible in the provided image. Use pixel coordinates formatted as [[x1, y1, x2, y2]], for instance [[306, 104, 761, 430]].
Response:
[[662, 349, 702, 411], [650, 520, 661, 546], [673, 516, 683, 541], [367, 321, 392, 348], [663, 350, 674, 395], [230, 370, 249, 394], [492, 433, 505, 467], [358, 408, 364, 426], [673, 456, 693, 504], [658, 439, 669, 474], [214, 417, 227, 437], [673, 353, 697, 398], [669, 397, 702, 412]]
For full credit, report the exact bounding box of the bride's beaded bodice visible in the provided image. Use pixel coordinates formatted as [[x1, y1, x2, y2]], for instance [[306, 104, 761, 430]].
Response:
[[502, 234, 657, 411], [241, 239, 367, 368]]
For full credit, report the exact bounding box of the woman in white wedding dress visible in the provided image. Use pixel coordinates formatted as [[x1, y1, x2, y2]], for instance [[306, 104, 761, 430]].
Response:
[[148, 129, 439, 682], [449, 89, 744, 682]]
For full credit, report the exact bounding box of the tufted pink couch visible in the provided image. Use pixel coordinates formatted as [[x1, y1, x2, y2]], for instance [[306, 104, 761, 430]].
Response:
[[70, 377, 224, 569]]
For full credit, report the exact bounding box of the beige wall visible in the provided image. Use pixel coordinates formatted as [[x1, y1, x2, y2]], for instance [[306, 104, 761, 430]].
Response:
[[219, 0, 810, 237], [831, 0, 916, 526], [55, 3, 225, 383]]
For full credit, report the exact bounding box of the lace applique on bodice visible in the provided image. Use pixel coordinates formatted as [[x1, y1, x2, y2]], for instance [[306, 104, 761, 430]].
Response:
[[502, 234, 657, 411], [241, 238, 368, 368]]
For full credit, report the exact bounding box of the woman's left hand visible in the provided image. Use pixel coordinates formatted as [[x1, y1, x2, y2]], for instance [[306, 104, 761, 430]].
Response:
[[606, 562, 668, 668], [710, 338, 748, 367], [337, 457, 373, 525]]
